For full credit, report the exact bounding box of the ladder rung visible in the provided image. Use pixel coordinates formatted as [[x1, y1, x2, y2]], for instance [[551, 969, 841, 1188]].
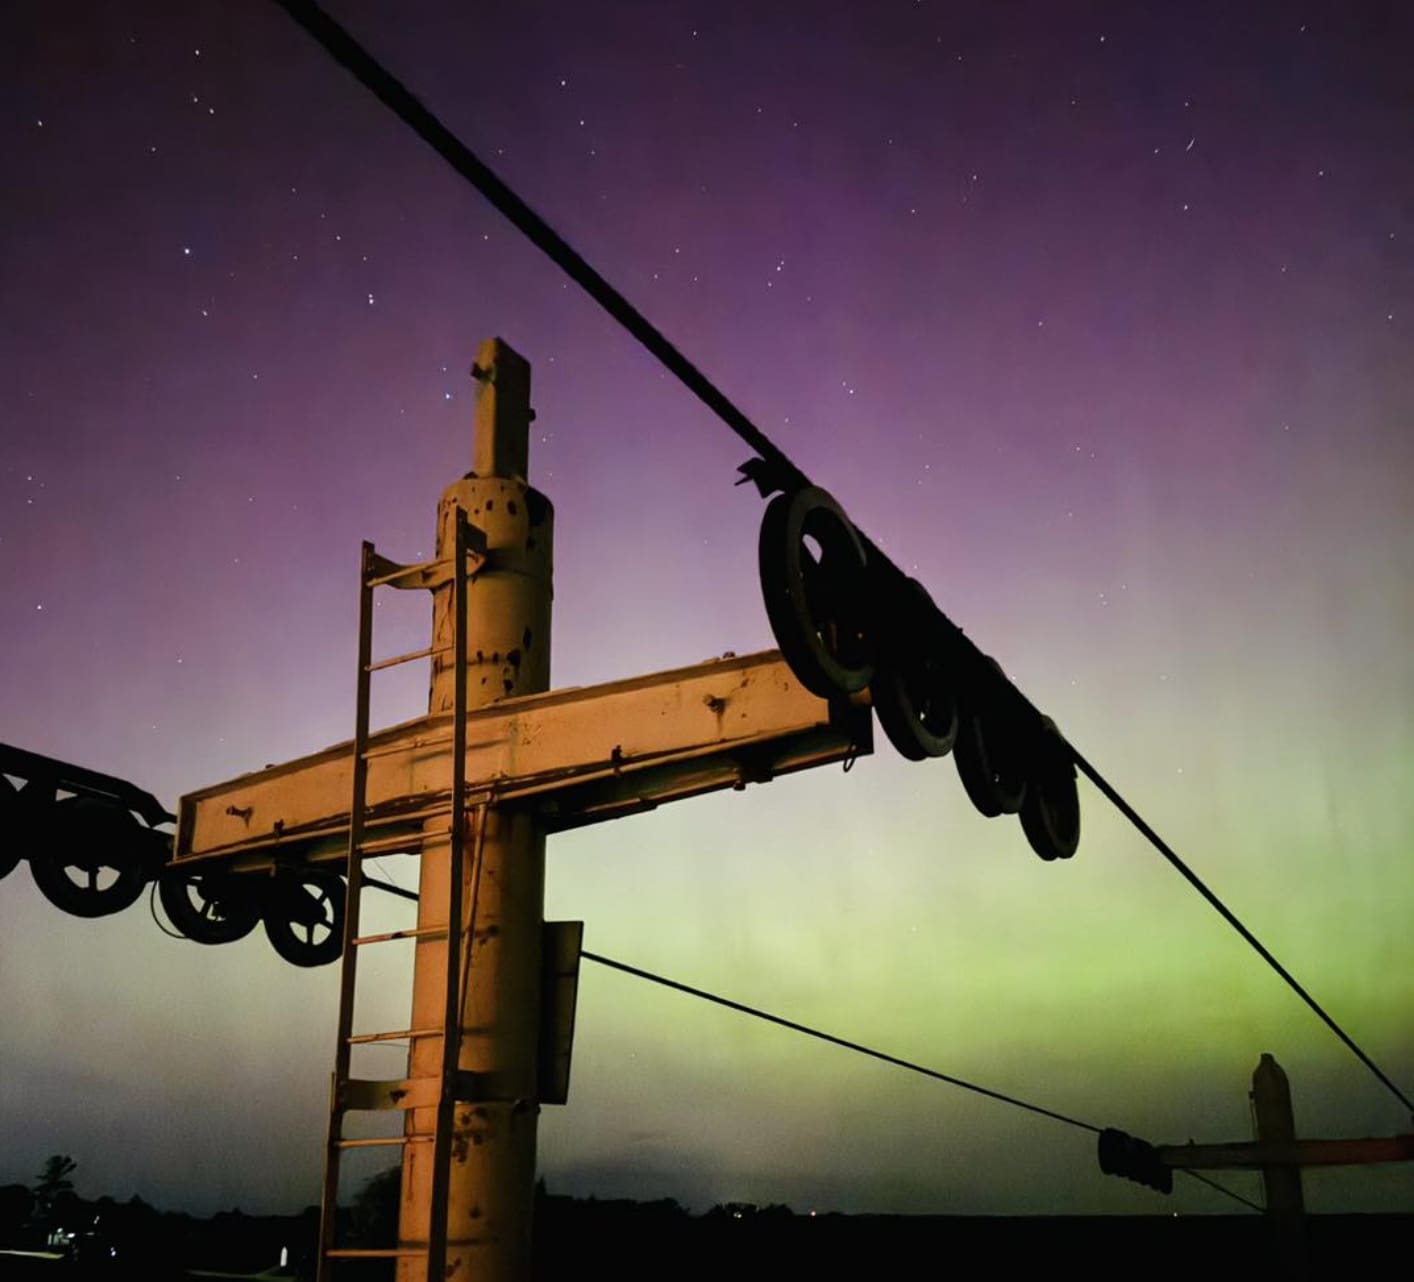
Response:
[[326, 1248, 429, 1259], [334, 1134, 433, 1149], [366, 643, 453, 673], [363, 799, 456, 828], [360, 732, 455, 762], [354, 829, 436, 856], [347, 1027, 443, 1045], [353, 925, 447, 946]]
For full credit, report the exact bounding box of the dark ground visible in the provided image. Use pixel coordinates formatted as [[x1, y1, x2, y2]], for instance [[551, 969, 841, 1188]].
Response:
[[2, 1193, 1408, 1282]]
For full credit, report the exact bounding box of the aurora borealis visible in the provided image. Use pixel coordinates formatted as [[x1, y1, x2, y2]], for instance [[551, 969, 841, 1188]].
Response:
[[2, 1, 1411, 1217]]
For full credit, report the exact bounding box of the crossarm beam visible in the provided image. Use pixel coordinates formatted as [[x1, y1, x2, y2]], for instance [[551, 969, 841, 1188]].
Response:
[[1159, 1135, 1414, 1170], [174, 650, 870, 867]]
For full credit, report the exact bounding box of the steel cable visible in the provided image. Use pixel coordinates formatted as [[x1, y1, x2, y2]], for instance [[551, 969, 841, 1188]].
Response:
[[270, 0, 1413, 1118]]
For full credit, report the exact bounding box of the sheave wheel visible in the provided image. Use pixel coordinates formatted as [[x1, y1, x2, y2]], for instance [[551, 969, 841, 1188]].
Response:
[[29, 796, 152, 917], [261, 868, 346, 967], [953, 660, 1028, 817], [0, 776, 25, 880], [1018, 718, 1081, 861], [759, 486, 874, 698], [159, 867, 262, 943], [869, 578, 958, 761]]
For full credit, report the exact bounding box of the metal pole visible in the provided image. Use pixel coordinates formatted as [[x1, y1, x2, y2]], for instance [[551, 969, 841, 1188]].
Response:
[[1252, 1052, 1307, 1278], [399, 337, 553, 1282]]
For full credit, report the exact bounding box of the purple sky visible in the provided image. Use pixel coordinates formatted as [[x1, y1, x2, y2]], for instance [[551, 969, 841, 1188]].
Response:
[[2, 1, 1411, 1217]]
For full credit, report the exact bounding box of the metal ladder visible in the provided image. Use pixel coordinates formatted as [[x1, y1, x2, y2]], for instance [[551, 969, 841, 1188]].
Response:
[[317, 509, 485, 1282]]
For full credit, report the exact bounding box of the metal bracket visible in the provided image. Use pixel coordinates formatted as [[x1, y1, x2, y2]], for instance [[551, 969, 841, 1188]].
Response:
[[366, 531, 489, 591]]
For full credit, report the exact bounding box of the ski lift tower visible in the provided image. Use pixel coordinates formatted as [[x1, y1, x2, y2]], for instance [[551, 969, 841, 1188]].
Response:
[[171, 338, 872, 1282]]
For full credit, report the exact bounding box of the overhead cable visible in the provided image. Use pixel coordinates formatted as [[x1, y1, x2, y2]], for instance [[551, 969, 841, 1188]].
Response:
[[581, 950, 1264, 1213], [270, 0, 1413, 1118], [1070, 747, 1414, 1115], [272, 0, 802, 492]]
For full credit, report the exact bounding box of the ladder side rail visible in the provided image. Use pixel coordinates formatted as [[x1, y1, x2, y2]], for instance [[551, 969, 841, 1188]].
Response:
[[338, 541, 381, 1080], [317, 541, 380, 1282]]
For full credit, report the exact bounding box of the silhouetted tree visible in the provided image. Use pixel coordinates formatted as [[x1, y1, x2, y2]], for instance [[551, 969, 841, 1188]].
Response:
[[33, 1154, 76, 1201], [30, 1154, 80, 1242]]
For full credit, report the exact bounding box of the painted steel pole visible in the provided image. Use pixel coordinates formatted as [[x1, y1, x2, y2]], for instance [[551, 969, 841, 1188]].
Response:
[[398, 337, 553, 1282]]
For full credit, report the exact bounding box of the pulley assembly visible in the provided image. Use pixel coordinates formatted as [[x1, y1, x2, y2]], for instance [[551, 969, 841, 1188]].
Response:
[[755, 481, 1081, 862], [0, 744, 350, 967]]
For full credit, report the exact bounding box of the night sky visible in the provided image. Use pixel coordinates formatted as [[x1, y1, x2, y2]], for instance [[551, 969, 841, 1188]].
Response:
[[2, 1, 1411, 1218]]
